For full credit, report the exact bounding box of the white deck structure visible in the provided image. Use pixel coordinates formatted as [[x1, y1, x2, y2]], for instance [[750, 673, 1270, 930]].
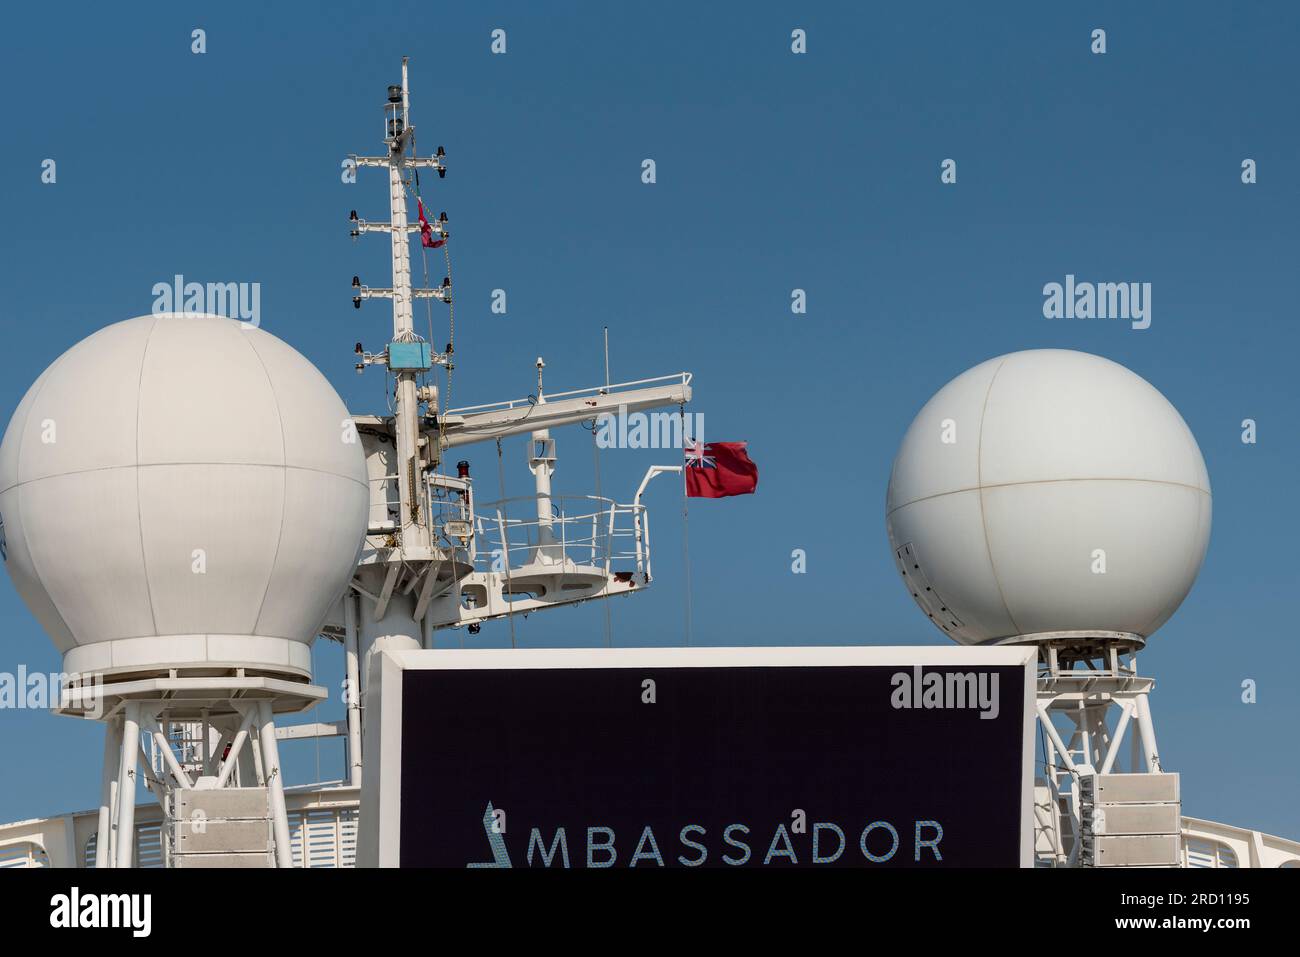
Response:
[[3, 786, 1297, 869]]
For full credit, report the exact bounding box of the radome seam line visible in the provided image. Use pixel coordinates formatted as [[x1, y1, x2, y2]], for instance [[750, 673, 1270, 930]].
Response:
[[974, 359, 1022, 636], [886, 475, 1211, 518], [0, 462, 369, 496], [241, 331, 289, 638], [136, 317, 163, 636]]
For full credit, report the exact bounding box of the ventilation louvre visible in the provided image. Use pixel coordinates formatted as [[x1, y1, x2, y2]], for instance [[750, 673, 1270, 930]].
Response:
[[896, 542, 967, 638]]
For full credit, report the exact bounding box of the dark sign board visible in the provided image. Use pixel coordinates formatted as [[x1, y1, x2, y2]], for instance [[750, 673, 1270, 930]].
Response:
[[359, 647, 1035, 867]]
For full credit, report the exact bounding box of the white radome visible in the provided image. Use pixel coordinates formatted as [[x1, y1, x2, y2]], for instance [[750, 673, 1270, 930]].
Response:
[[0, 314, 368, 679], [886, 349, 1211, 645]]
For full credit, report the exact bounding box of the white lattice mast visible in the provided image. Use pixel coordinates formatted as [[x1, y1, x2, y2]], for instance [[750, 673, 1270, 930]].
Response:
[[347, 58, 456, 679], [351, 56, 449, 551], [388, 65, 422, 547]]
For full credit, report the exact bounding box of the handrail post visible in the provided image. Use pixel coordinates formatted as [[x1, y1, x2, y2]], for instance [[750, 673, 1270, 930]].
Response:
[[604, 501, 617, 575], [632, 465, 681, 576], [641, 506, 653, 580], [495, 509, 512, 614], [560, 501, 567, 565]]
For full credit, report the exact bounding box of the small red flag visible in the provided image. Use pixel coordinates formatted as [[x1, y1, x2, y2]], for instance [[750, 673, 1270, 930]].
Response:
[[418, 200, 445, 249], [685, 441, 758, 498]]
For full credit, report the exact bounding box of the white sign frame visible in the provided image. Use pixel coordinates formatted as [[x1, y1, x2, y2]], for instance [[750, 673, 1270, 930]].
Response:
[[358, 645, 1037, 868]]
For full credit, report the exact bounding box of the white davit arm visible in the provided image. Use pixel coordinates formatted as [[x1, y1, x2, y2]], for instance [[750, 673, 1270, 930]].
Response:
[[632, 465, 683, 579], [439, 373, 691, 449]]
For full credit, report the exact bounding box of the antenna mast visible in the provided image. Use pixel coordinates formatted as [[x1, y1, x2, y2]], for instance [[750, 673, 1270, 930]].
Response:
[[344, 59, 691, 675], [350, 57, 449, 551]]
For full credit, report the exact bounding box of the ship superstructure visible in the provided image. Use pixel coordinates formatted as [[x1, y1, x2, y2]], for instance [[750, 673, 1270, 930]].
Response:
[[0, 60, 1296, 871]]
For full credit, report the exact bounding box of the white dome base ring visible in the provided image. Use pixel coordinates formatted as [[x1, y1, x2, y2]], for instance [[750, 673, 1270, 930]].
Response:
[[978, 629, 1145, 648], [63, 634, 313, 681], [979, 630, 1146, 666]]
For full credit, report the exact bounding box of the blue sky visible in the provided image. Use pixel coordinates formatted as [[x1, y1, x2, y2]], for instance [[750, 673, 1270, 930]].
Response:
[[0, 2, 1297, 838]]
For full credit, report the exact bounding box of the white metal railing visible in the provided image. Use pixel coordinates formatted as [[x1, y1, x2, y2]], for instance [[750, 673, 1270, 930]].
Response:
[[289, 806, 358, 868], [4, 785, 362, 868], [448, 372, 692, 417], [84, 823, 163, 868], [0, 841, 49, 868], [472, 494, 647, 579], [367, 470, 477, 544], [1183, 836, 1239, 868], [1181, 816, 1300, 868], [426, 472, 475, 555], [366, 473, 401, 533]]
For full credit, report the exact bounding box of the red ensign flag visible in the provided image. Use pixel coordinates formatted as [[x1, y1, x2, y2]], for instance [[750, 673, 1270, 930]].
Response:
[[684, 441, 758, 498], [417, 200, 445, 248]]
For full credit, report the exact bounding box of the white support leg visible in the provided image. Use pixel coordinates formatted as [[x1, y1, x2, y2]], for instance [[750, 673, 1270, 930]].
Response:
[[217, 707, 258, 788], [345, 591, 363, 788], [257, 700, 294, 868], [249, 723, 266, 784], [1135, 691, 1160, 772], [235, 722, 259, 787], [139, 744, 168, 809], [1131, 711, 1141, 772], [204, 728, 230, 777], [96, 716, 122, 868], [200, 709, 212, 772], [1077, 702, 1092, 766], [1088, 705, 1112, 767], [114, 702, 142, 869], [1099, 701, 1133, 775]]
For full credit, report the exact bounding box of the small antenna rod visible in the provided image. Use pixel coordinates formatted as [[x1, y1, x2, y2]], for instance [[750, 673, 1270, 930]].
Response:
[[401, 56, 410, 127]]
